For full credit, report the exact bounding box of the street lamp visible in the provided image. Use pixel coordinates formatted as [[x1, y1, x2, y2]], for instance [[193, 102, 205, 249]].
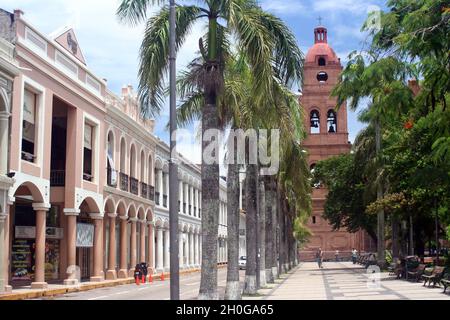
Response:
[[169, 0, 180, 300]]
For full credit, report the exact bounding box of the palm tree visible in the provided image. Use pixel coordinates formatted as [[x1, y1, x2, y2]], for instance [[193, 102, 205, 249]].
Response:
[[117, 0, 302, 300], [174, 50, 306, 297]]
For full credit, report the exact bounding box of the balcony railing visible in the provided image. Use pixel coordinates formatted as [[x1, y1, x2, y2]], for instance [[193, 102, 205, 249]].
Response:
[[163, 195, 168, 208], [155, 192, 160, 206], [120, 172, 129, 192], [130, 177, 139, 195], [50, 170, 65, 187], [107, 168, 118, 187], [148, 185, 155, 202]]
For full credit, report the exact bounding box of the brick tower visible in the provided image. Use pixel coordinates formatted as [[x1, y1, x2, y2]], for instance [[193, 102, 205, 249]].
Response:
[[299, 25, 373, 261]]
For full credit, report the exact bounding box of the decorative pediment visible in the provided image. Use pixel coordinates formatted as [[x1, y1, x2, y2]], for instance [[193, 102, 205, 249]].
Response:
[[52, 27, 86, 65]]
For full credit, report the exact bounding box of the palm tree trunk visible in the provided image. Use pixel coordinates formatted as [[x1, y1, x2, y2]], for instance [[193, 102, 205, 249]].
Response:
[[198, 92, 220, 300], [259, 178, 267, 288], [199, 14, 221, 301], [243, 164, 258, 295], [278, 189, 286, 274], [375, 119, 385, 266], [273, 179, 280, 279], [225, 135, 241, 300], [265, 178, 275, 283]]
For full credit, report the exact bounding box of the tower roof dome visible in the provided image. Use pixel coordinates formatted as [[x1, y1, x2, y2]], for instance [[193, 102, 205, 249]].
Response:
[[305, 26, 339, 64]]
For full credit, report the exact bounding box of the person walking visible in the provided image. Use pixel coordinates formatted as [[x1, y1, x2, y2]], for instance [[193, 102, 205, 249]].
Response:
[[316, 248, 324, 269], [335, 250, 340, 262], [352, 248, 358, 265]]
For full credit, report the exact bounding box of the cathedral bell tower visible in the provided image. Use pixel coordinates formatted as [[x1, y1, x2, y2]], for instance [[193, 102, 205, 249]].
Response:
[[299, 25, 369, 261]]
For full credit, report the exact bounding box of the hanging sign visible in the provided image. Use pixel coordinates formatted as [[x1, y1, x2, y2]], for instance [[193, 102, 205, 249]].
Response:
[[76, 223, 94, 248]]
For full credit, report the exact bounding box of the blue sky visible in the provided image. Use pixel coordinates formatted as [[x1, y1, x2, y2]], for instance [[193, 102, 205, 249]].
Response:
[[2, 0, 386, 163]]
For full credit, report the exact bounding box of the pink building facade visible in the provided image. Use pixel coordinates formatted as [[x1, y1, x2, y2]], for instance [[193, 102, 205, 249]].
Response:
[[0, 9, 164, 291]]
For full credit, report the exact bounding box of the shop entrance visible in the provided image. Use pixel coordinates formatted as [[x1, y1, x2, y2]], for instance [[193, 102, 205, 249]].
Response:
[[76, 211, 94, 281], [9, 183, 62, 287], [76, 247, 91, 280]]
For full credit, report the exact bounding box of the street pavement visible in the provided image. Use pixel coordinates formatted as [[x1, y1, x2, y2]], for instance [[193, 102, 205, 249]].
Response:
[[35, 269, 245, 300], [33, 262, 450, 300], [245, 262, 450, 300]]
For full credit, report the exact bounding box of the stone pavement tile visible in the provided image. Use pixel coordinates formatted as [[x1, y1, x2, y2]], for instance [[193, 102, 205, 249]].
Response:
[[338, 295, 400, 300], [332, 288, 385, 293], [342, 291, 382, 297]]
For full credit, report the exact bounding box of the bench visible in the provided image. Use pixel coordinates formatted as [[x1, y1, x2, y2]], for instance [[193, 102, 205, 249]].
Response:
[[407, 264, 427, 282], [441, 273, 450, 293], [422, 266, 446, 287]]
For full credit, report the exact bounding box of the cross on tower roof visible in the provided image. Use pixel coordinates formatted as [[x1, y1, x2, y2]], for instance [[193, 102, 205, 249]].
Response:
[[318, 16, 323, 26]]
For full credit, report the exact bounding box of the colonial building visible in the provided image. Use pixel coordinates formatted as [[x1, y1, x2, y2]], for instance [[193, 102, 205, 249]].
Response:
[[0, 19, 20, 293], [154, 141, 202, 271], [299, 25, 374, 261], [0, 8, 234, 293]]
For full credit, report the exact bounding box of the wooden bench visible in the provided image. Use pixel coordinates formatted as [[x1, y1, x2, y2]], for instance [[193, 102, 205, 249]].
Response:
[[407, 264, 427, 282], [441, 273, 450, 293], [422, 266, 446, 287]]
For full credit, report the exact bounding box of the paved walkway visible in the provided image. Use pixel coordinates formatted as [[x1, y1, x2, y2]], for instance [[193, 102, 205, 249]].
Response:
[[246, 262, 450, 300]]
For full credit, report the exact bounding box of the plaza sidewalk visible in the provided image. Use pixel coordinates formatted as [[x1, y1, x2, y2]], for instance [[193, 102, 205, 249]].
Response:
[[244, 262, 450, 300]]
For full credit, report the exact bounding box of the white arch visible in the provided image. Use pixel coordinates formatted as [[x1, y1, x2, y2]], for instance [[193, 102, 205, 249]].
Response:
[[0, 87, 10, 113]]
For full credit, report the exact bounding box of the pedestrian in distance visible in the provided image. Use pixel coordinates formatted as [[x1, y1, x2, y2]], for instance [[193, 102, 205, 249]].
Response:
[[134, 264, 143, 286], [335, 250, 340, 262], [140, 262, 148, 284], [352, 248, 358, 265], [316, 248, 324, 269]]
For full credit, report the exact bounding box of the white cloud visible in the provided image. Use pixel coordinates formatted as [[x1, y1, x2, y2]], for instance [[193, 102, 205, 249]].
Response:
[[312, 0, 378, 15], [260, 0, 305, 15]]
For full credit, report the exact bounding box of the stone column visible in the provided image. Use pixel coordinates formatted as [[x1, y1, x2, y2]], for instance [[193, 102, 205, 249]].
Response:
[[189, 186, 194, 216], [32, 204, 50, 289], [158, 170, 163, 206], [193, 189, 198, 217], [179, 231, 184, 268], [0, 113, 10, 175], [106, 213, 117, 280], [199, 192, 202, 218], [189, 232, 194, 267], [156, 227, 164, 272], [165, 173, 170, 206], [147, 222, 154, 273], [184, 183, 189, 214], [179, 181, 183, 213], [118, 216, 128, 279], [0, 210, 7, 293], [64, 209, 79, 285], [139, 220, 146, 263], [91, 215, 103, 282], [193, 233, 198, 267], [163, 229, 170, 271], [130, 218, 137, 273]]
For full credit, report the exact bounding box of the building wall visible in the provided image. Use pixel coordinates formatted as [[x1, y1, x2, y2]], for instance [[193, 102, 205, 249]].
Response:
[[0, 8, 232, 290]]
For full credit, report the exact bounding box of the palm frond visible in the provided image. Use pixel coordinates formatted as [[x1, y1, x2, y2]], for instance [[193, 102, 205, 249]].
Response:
[[138, 5, 202, 118], [117, 0, 166, 26]]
